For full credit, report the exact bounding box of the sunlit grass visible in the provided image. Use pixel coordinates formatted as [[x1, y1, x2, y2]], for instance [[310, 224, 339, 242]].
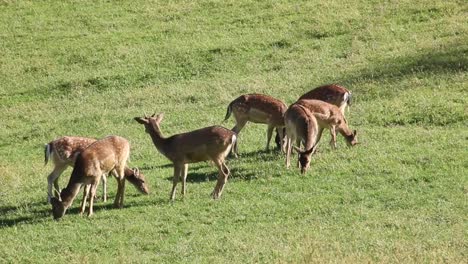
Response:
[[0, 0, 466, 262]]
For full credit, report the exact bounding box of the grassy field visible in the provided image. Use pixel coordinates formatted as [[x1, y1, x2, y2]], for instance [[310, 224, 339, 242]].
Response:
[[0, 0, 467, 262]]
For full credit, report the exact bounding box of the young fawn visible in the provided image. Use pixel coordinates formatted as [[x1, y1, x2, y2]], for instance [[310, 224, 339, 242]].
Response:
[[224, 94, 287, 156], [45, 136, 149, 203], [50, 136, 131, 219], [275, 84, 352, 146], [284, 104, 319, 174], [295, 99, 358, 148], [135, 113, 236, 200]]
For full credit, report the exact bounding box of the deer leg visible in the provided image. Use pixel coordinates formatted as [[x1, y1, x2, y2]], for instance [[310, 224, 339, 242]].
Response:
[[212, 159, 229, 199], [329, 126, 337, 149], [286, 137, 292, 168], [113, 177, 122, 208], [47, 164, 67, 202], [118, 178, 126, 208], [170, 164, 183, 201], [277, 127, 286, 153], [266, 125, 274, 151], [80, 184, 91, 216], [88, 182, 99, 217], [231, 118, 247, 157], [181, 164, 188, 197], [101, 173, 107, 202], [113, 167, 126, 208], [295, 139, 301, 168]]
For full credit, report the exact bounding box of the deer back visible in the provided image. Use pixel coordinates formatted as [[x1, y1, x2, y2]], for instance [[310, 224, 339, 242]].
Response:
[[299, 84, 350, 107], [285, 104, 318, 148], [231, 94, 287, 125], [162, 126, 236, 163], [296, 99, 343, 123], [77, 136, 130, 179], [46, 136, 96, 166]]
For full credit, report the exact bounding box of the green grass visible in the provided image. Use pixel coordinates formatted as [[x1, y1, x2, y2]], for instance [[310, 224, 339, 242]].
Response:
[[0, 0, 467, 262]]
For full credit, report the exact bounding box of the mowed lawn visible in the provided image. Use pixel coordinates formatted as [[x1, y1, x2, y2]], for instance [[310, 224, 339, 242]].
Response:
[[0, 0, 466, 262]]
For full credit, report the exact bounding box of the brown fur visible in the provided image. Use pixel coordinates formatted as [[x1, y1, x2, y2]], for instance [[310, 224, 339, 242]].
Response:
[[284, 104, 319, 174], [135, 113, 236, 200], [298, 84, 352, 115], [224, 94, 287, 156], [45, 136, 149, 203], [51, 136, 131, 219], [295, 99, 358, 148]]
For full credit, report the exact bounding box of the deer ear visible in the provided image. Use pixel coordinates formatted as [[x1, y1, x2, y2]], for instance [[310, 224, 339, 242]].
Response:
[[293, 146, 303, 154], [132, 167, 140, 175], [134, 117, 148, 124], [304, 147, 315, 155], [155, 113, 164, 123], [353, 130, 357, 136]]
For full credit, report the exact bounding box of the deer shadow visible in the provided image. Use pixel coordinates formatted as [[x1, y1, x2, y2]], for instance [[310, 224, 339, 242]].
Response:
[[229, 148, 284, 160], [139, 163, 173, 170], [0, 193, 161, 228], [0, 203, 51, 228], [164, 166, 257, 183]]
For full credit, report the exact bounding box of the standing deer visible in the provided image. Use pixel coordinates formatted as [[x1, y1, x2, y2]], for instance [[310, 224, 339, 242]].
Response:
[[45, 136, 149, 203], [224, 94, 287, 156], [134, 113, 236, 200], [50, 136, 131, 219], [298, 84, 352, 115], [284, 104, 319, 174], [275, 84, 352, 147], [295, 99, 358, 148]]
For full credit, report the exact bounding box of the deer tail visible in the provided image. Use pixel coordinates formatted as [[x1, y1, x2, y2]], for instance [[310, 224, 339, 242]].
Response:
[[224, 101, 233, 121], [44, 143, 52, 166], [346, 91, 353, 107]]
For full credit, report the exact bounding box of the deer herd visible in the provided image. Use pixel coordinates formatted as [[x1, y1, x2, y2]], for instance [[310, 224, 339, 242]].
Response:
[[46, 84, 358, 220]]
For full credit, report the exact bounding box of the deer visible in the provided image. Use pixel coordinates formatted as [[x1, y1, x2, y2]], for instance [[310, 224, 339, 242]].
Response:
[[50, 135, 131, 220], [298, 84, 352, 115], [275, 84, 352, 147], [223, 94, 287, 157], [45, 136, 149, 204], [134, 113, 236, 200], [295, 99, 358, 149], [284, 103, 319, 174]]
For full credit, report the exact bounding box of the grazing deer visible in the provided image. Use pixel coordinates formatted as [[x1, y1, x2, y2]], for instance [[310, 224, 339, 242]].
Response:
[[275, 84, 352, 147], [295, 99, 358, 148], [50, 136, 131, 219], [134, 113, 236, 200], [224, 94, 287, 156], [284, 104, 319, 174], [44, 136, 149, 203], [298, 84, 352, 115]]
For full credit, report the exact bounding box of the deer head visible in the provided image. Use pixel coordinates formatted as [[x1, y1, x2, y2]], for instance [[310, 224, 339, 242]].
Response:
[[293, 146, 316, 174], [125, 167, 149, 194], [345, 130, 358, 146], [134, 113, 164, 134], [50, 197, 66, 220]]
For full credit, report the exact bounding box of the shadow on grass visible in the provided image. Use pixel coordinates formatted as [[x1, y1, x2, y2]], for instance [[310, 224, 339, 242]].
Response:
[[334, 44, 468, 97], [230, 148, 283, 160], [164, 166, 258, 183], [139, 163, 173, 170], [0, 194, 158, 228], [0, 202, 51, 228]]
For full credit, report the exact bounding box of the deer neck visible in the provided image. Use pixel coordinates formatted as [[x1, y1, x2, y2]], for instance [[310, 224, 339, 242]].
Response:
[[148, 123, 170, 158], [304, 121, 316, 151], [338, 124, 353, 137], [59, 182, 82, 208]]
